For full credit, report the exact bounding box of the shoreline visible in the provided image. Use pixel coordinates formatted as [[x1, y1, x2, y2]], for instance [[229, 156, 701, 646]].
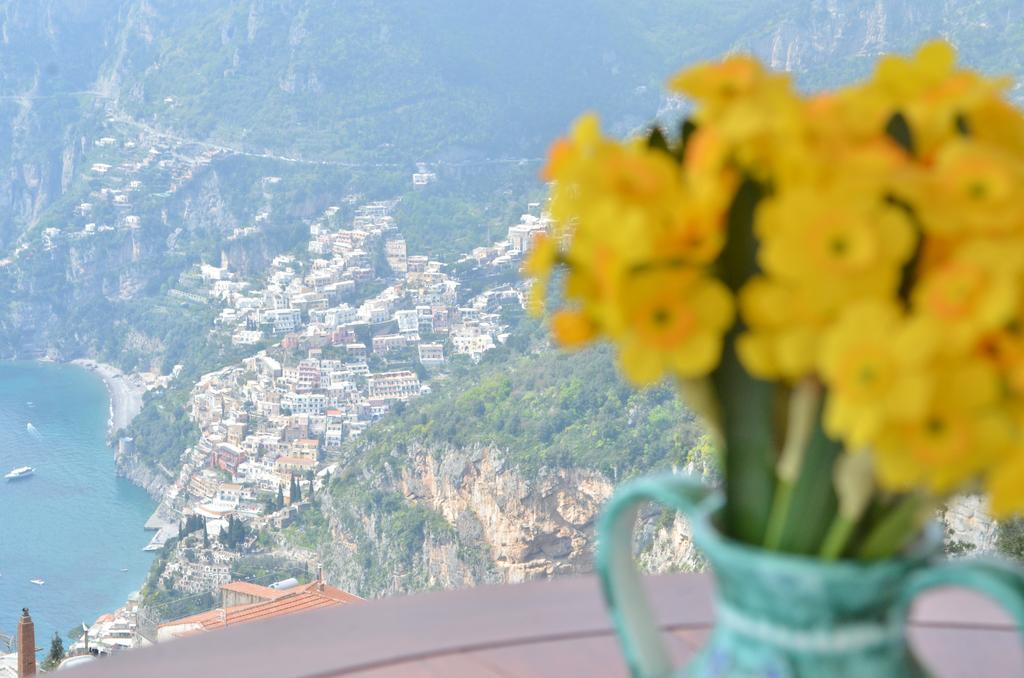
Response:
[[70, 359, 146, 438]]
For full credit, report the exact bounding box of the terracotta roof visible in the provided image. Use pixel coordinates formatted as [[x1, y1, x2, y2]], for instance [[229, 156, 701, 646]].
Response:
[[158, 582, 362, 637]]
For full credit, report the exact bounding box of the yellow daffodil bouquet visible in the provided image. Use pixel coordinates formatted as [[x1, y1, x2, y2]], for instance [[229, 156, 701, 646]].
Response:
[[526, 41, 1024, 560]]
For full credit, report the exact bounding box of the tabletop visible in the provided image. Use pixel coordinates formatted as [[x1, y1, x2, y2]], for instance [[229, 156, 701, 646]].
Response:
[[69, 572, 1024, 677]]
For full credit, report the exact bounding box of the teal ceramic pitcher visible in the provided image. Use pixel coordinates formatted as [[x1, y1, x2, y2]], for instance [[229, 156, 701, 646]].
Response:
[[597, 474, 1024, 677]]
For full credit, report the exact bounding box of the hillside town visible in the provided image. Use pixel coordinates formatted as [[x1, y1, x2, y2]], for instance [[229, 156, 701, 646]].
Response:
[[69, 196, 550, 655]]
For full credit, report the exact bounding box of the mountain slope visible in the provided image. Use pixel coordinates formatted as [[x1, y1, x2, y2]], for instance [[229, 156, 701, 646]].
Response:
[[105, 0, 790, 162]]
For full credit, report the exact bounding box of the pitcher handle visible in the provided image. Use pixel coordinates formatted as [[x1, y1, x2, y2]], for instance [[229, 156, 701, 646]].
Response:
[[596, 474, 717, 678], [894, 556, 1024, 642]]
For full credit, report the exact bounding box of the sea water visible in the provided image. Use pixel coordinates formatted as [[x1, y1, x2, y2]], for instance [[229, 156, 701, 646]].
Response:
[[0, 361, 155, 648]]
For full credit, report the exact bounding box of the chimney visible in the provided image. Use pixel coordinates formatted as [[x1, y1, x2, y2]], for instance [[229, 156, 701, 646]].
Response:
[[317, 563, 324, 592], [17, 608, 36, 677]]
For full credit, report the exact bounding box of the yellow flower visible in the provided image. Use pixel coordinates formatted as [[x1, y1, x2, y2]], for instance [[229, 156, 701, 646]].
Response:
[[818, 302, 937, 448], [915, 140, 1024, 236], [872, 40, 958, 101], [755, 186, 916, 309], [736, 276, 831, 380], [913, 242, 1023, 352], [668, 54, 803, 179], [864, 40, 1008, 157], [612, 267, 734, 385], [668, 55, 770, 111], [523, 233, 558, 316], [987, 446, 1024, 518], [970, 96, 1024, 156], [982, 319, 1024, 398], [550, 310, 598, 349], [872, 360, 1010, 494]]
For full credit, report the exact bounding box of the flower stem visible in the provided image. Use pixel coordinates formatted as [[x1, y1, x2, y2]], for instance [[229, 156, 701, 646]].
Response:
[[762, 378, 820, 550], [819, 515, 856, 560], [763, 479, 793, 550], [820, 452, 875, 560], [856, 492, 927, 560]]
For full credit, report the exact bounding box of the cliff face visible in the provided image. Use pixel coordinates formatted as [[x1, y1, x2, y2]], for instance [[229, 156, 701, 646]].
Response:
[[397, 445, 612, 583], [0, 1, 124, 249], [745, 0, 1024, 95], [114, 445, 171, 499], [317, 443, 706, 599], [944, 495, 999, 554]]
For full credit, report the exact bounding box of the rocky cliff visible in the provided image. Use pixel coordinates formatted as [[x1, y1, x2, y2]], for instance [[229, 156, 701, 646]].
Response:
[[944, 495, 999, 555], [315, 442, 707, 599], [114, 444, 172, 500]]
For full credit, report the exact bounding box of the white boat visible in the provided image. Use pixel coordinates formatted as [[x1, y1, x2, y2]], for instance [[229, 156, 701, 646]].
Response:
[[30, 579, 44, 586], [5, 466, 34, 480]]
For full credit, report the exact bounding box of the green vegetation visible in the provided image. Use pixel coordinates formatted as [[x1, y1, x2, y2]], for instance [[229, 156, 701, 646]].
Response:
[[280, 508, 332, 552], [229, 555, 310, 584], [41, 632, 65, 671], [347, 342, 704, 480], [139, 537, 215, 623], [127, 387, 200, 471], [327, 484, 462, 596], [393, 165, 542, 262], [219, 515, 251, 551], [307, 309, 708, 594], [998, 518, 1024, 562]]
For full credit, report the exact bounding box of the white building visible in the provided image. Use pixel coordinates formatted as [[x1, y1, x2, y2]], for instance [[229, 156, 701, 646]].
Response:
[[394, 309, 419, 334], [506, 214, 549, 255], [367, 371, 421, 402], [452, 327, 496, 361], [418, 343, 445, 367], [232, 329, 264, 346], [385, 238, 408, 273], [262, 308, 302, 334], [282, 392, 328, 415]]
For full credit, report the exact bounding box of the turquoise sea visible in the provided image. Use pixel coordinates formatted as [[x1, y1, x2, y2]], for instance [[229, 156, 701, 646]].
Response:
[[0, 362, 155, 649]]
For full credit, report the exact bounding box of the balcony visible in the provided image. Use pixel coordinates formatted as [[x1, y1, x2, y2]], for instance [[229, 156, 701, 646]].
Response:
[[67, 573, 1022, 677]]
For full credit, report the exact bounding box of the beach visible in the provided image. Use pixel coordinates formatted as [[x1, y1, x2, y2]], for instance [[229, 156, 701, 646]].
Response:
[[70, 359, 146, 436]]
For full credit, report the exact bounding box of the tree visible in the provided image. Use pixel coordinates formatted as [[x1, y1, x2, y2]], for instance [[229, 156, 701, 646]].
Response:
[[998, 518, 1024, 561], [293, 476, 302, 503], [41, 632, 65, 671], [277, 485, 285, 509], [67, 625, 86, 643], [202, 519, 210, 549]]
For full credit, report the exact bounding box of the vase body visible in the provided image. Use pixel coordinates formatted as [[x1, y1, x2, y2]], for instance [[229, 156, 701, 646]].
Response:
[[596, 474, 1024, 678], [682, 511, 936, 677]]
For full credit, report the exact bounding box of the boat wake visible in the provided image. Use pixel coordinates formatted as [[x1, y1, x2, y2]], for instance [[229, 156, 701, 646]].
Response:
[[26, 422, 40, 438]]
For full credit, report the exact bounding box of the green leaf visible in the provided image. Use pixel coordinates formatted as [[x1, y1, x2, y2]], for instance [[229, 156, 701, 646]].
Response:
[[776, 411, 841, 554], [857, 493, 923, 560], [679, 118, 698, 158], [955, 112, 971, 136], [711, 177, 777, 545], [646, 126, 670, 155], [885, 112, 915, 155]]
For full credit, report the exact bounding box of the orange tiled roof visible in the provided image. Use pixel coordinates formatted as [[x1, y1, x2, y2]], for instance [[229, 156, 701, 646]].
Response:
[[158, 582, 362, 636]]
